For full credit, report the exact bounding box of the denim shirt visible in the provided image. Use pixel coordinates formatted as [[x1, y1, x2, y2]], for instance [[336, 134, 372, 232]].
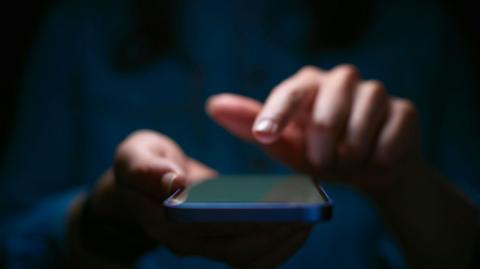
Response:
[[1, 0, 479, 268]]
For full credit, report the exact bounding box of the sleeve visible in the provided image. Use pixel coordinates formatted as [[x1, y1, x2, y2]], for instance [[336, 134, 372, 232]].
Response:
[[0, 2, 89, 268]]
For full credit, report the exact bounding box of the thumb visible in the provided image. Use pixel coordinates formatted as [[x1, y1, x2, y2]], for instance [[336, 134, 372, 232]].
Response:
[[115, 130, 188, 200]]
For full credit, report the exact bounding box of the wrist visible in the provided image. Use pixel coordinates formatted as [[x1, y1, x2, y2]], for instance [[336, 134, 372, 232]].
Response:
[[359, 152, 430, 205], [82, 192, 158, 261], [67, 192, 157, 267], [358, 155, 479, 268], [67, 194, 129, 268]]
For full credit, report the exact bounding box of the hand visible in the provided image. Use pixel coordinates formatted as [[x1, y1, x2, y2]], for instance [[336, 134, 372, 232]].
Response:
[[69, 130, 312, 268], [207, 65, 479, 269], [207, 65, 423, 193]]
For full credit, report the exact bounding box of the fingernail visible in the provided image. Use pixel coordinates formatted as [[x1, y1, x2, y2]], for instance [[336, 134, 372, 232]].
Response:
[[253, 119, 279, 144], [162, 172, 177, 195]]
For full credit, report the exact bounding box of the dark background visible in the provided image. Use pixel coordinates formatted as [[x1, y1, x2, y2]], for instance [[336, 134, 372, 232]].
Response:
[[0, 1, 478, 268], [1, 0, 479, 158], [1, 0, 57, 158]]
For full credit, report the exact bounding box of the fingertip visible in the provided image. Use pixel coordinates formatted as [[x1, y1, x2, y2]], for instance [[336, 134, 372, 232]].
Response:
[[173, 174, 187, 190], [162, 172, 187, 196], [205, 94, 220, 117], [204, 96, 215, 117], [204, 93, 237, 118], [253, 132, 278, 144]]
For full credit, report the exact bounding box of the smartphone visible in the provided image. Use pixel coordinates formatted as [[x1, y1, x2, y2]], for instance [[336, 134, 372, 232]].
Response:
[[163, 174, 333, 222]]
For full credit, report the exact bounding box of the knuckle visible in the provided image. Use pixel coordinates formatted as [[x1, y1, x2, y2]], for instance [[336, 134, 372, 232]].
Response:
[[333, 64, 360, 81], [114, 133, 146, 171], [116, 130, 155, 153], [127, 161, 156, 179], [364, 80, 386, 96], [311, 119, 339, 135], [298, 65, 322, 76], [395, 99, 418, 121], [287, 86, 308, 104], [130, 129, 156, 141], [270, 83, 286, 96], [113, 129, 167, 184], [348, 116, 365, 134], [363, 80, 388, 104], [364, 79, 383, 87]]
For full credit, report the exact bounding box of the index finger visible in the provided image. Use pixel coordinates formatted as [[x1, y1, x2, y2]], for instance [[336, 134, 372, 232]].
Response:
[[252, 66, 323, 144]]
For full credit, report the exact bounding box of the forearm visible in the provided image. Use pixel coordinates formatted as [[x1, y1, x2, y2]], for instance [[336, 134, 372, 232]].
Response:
[[367, 160, 479, 269]]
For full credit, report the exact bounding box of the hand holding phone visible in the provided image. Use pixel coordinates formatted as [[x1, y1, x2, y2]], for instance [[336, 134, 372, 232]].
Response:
[[79, 130, 313, 267], [164, 174, 333, 222]]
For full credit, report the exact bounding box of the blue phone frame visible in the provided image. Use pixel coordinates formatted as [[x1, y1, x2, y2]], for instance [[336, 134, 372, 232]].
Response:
[[163, 182, 333, 222]]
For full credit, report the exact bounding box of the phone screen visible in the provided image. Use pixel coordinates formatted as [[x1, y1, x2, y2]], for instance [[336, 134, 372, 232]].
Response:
[[171, 175, 326, 205]]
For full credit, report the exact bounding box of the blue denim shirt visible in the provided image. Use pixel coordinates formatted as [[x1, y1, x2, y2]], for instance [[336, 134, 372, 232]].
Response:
[[1, 0, 479, 268]]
